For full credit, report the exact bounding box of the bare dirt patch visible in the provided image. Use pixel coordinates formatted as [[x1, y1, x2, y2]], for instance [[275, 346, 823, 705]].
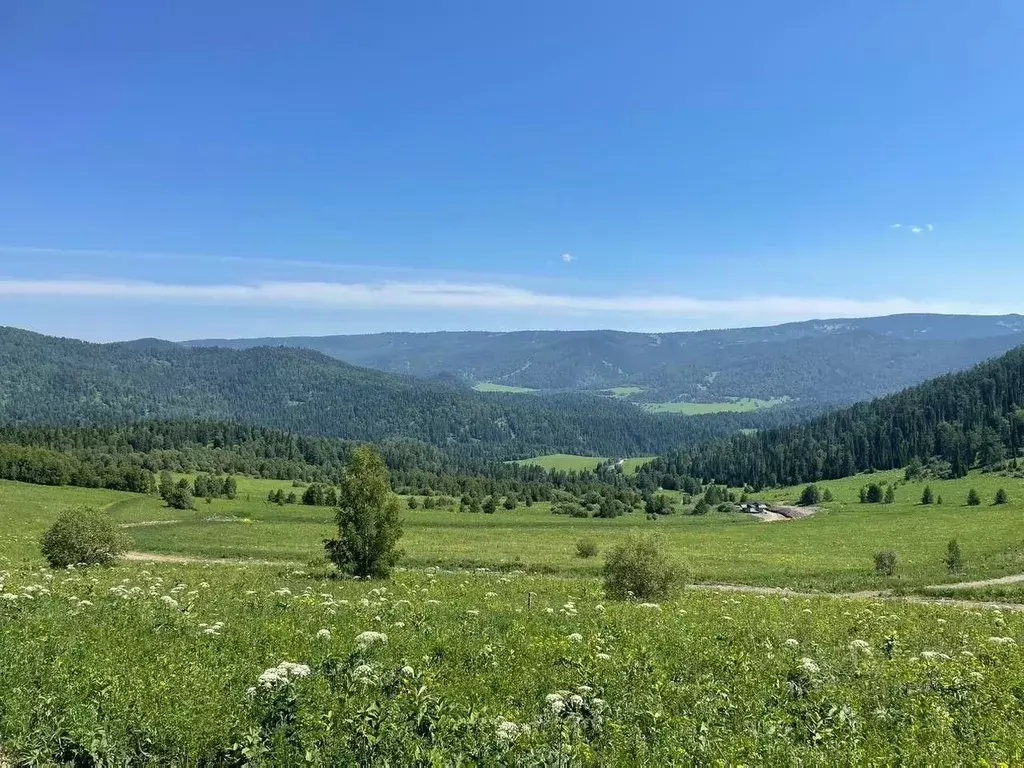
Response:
[[119, 520, 179, 528], [123, 551, 296, 567]]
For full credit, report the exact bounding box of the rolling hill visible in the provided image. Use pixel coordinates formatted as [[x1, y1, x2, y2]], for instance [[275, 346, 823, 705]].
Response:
[[641, 342, 1024, 489], [0, 326, 792, 460], [188, 313, 1024, 406]]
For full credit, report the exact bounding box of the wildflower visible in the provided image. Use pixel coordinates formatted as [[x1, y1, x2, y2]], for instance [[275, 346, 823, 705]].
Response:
[[848, 639, 871, 654], [567, 633, 583, 643], [485, 592, 498, 598], [393, 621, 405, 628], [400, 665, 415, 676], [569, 694, 584, 707], [576, 685, 593, 693], [596, 652, 612, 661], [802, 608, 812, 615], [495, 718, 529, 743], [467, 609, 480, 616], [355, 630, 388, 649], [799, 657, 820, 675], [545, 607, 555, 614], [989, 636, 1016, 646], [160, 595, 179, 609], [352, 663, 376, 683], [595, 604, 605, 612], [784, 638, 800, 648], [638, 603, 661, 611], [277, 661, 311, 678], [316, 629, 331, 641]]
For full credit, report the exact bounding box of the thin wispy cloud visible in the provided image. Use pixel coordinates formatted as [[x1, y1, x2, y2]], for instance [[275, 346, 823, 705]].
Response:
[[889, 223, 903, 229], [561, 252, 575, 263], [889, 223, 933, 234], [0, 277, 1008, 321]]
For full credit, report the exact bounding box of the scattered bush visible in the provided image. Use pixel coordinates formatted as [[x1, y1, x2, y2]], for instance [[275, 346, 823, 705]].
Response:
[[874, 550, 898, 577], [40, 506, 126, 568], [798, 483, 821, 506], [575, 538, 598, 559], [822, 488, 834, 502], [691, 498, 710, 516], [967, 488, 981, 506], [995, 488, 1009, 505], [884, 485, 896, 504], [945, 539, 963, 574], [921, 485, 934, 505], [603, 535, 684, 601], [165, 479, 195, 510]]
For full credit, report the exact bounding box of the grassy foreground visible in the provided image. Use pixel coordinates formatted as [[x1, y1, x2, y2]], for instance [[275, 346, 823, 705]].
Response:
[[3, 561, 1024, 764], [4, 469, 1024, 762]]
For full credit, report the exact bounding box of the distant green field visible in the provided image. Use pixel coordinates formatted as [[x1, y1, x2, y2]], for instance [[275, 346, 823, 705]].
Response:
[[603, 386, 645, 397], [471, 381, 538, 393], [515, 454, 606, 471], [642, 397, 789, 415]]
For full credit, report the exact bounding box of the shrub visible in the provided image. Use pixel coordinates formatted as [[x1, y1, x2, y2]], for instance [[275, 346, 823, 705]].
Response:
[[874, 550, 898, 577], [691, 498, 710, 516], [821, 488, 834, 502], [883, 485, 896, 504], [575, 538, 598, 559], [945, 539, 963, 574], [921, 485, 934, 505], [407, 496, 419, 509], [603, 535, 684, 601], [967, 488, 981, 506], [165, 479, 195, 510], [798, 484, 821, 506], [324, 445, 403, 579], [40, 506, 126, 568], [995, 488, 1009, 505], [482, 496, 498, 515]]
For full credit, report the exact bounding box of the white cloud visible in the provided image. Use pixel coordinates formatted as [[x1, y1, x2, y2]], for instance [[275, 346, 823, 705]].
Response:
[[910, 226, 923, 233], [561, 252, 574, 263], [926, 224, 934, 231], [0, 277, 1008, 322], [889, 223, 903, 229]]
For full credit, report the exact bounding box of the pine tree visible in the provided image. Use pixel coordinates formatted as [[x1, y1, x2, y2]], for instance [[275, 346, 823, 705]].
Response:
[[995, 488, 1009, 505], [921, 485, 934, 505], [967, 488, 981, 506]]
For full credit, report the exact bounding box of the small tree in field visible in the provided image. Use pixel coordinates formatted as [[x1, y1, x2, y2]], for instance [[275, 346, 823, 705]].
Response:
[[324, 445, 403, 579], [603, 535, 684, 601], [995, 488, 1009, 505], [874, 550, 898, 577], [798, 484, 821, 506], [967, 488, 981, 506], [884, 485, 896, 504], [921, 485, 934, 505], [945, 539, 963, 574], [822, 488, 834, 502], [41, 506, 126, 568]]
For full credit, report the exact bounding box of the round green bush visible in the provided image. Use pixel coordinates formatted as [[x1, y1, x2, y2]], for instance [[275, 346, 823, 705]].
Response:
[[603, 534, 685, 601], [40, 506, 127, 568]]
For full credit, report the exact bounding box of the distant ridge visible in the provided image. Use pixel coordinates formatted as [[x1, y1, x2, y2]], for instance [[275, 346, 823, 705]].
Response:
[[188, 313, 1024, 406]]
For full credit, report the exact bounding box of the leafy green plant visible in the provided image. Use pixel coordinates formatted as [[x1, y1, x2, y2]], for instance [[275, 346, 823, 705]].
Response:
[[874, 549, 898, 577], [40, 506, 126, 568], [603, 535, 684, 600], [575, 538, 598, 559]]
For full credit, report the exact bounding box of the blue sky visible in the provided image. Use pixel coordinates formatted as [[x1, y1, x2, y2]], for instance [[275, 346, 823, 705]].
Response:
[[2, 1, 1023, 341]]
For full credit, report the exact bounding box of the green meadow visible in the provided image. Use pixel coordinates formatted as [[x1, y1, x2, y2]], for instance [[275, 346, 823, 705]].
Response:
[[471, 382, 538, 393], [514, 454, 654, 474], [642, 396, 790, 415]]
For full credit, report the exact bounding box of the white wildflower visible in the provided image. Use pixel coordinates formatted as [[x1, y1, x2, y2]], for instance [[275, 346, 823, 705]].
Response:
[[355, 630, 388, 649], [989, 636, 1016, 646], [316, 629, 332, 641], [160, 595, 179, 609], [596, 652, 611, 661], [799, 657, 820, 675], [784, 638, 800, 648], [639, 603, 661, 611], [400, 665, 415, 676], [920, 651, 950, 660], [495, 718, 529, 743], [567, 633, 583, 643], [569, 694, 584, 707], [848, 639, 871, 654]]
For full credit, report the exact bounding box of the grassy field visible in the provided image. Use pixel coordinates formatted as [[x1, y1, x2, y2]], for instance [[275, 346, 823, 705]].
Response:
[[6, 470, 1024, 762], [472, 381, 538, 393], [602, 386, 645, 397], [642, 396, 789, 414], [4, 468, 1024, 593], [514, 454, 654, 474]]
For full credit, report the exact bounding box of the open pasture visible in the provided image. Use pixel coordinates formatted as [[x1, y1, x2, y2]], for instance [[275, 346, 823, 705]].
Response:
[[642, 397, 789, 414]]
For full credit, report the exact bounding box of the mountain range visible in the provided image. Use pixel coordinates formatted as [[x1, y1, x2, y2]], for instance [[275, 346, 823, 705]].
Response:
[[189, 313, 1024, 406]]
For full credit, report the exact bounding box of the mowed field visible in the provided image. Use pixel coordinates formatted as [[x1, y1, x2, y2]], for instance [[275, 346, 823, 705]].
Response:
[[6, 471, 1024, 762], [471, 381, 538, 393], [5, 469, 1024, 594], [642, 396, 790, 414], [514, 454, 655, 473]]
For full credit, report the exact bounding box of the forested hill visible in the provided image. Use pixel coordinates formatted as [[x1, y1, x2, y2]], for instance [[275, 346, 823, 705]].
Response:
[[189, 314, 1024, 405], [640, 345, 1024, 489], [0, 327, 791, 459]]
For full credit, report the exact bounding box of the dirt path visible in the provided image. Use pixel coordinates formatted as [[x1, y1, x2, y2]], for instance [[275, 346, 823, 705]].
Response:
[[690, 582, 1024, 612], [921, 573, 1024, 591], [123, 551, 298, 567]]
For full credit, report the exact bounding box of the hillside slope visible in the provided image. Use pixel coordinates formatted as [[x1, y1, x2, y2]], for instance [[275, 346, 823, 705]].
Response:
[[641, 344, 1024, 488], [189, 314, 1024, 405], [0, 327, 787, 459]]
